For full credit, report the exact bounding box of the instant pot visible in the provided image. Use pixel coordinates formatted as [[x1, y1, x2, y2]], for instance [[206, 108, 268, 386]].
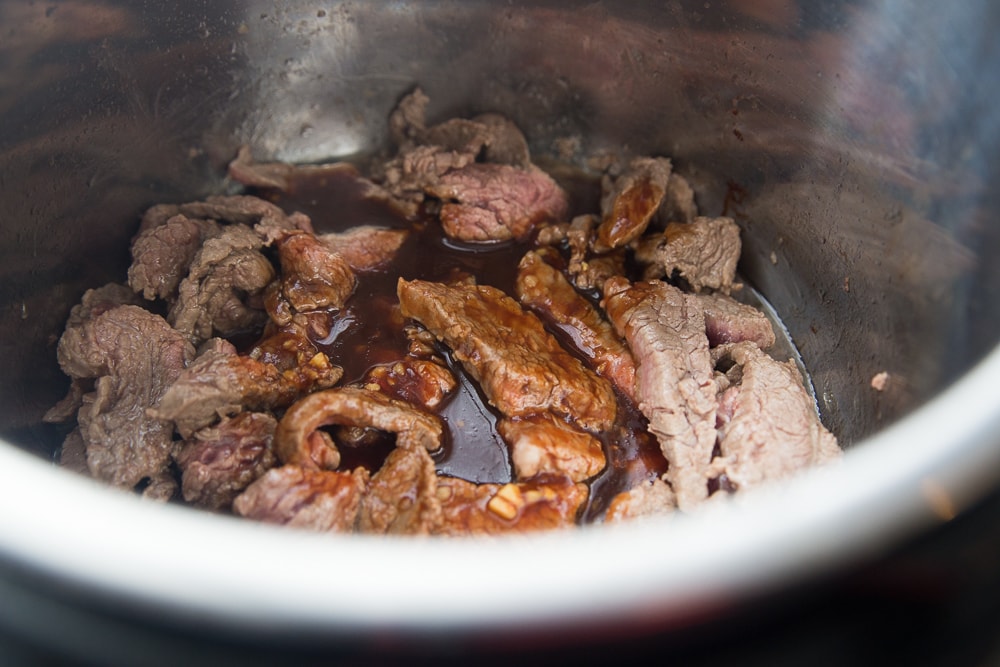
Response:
[[0, 1, 998, 664]]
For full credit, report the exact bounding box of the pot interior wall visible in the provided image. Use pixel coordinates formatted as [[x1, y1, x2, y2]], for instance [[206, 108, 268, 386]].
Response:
[[0, 0, 997, 457]]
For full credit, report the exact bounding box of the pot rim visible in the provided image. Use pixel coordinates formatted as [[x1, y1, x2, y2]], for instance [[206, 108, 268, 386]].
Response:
[[0, 345, 999, 636]]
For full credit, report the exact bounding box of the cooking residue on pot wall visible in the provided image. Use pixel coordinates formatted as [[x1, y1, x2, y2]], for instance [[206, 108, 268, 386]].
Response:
[[43, 88, 841, 535]]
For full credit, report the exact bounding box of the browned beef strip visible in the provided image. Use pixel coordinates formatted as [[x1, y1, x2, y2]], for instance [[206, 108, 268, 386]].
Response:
[[174, 412, 278, 511], [397, 279, 617, 432], [56, 304, 196, 496], [152, 338, 342, 439], [603, 278, 717, 510], [167, 224, 274, 342], [318, 226, 409, 272], [498, 414, 605, 483], [694, 292, 776, 349], [128, 215, 222, 302], [370, 145, 478, 218], [232, 465, 369, 532], [360, 359, 457, 410], [358, 445, 443, 535], [178, 194, 314, 240], [273, 387, 444, 471], [471, 113, 532, 167], [711, 342, 841, 491], [635, 217, 742, 293], [660, 173, 698, 224], [597, 157, 672, 249], [517, 249, 636, 400], [426, 163, 569, 243], [436, 474, 588, 536], [272, 230, 356, 314], [388, 87, 430, 148], [604, 476, 676, 522]]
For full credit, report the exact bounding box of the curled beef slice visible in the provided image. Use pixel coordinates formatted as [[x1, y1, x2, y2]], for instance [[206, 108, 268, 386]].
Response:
[[597, 157, 672, 249], [694, 292, 776, 349], [603, 278, 717, 510], [273, 387, 444, 471], [272, 231, 356, 315], [435, 475, 588, 536], [233, 465, 369, 533], [179, 194, 314, 239], [152, 338, 342, 438], [712, 342, 841, 492], [56, 304, 196, 495], [604, 477, 676, 522], [427, 163, 569, 243], [358, 445, 443, 535], [517, 249, 636, 400], [168, 224, 274, 341], [635, 217, 741, 293], [370, 145, 478, 218], [398, 279, 617, 432], [498, 415, 605, 483], [128, 215, 222, 302], [174, 412, 278, 511], [318, 226, 408, 272]]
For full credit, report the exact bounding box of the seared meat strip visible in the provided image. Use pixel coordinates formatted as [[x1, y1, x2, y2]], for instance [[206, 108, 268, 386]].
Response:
[[427, 163, 569, 243], [605, 477, 677, 522], [233, 465, 369, 533], [174, 411, 278, 511], [178, 194, 314, 241], [597, 157, 673, 249], [56, 304, 196, 498], [360, 358, 457, 411], [517, 249, 637, 400], [359, 446, 588, 535], [273, 387, 444, 471], [319, 226, 409, 272], [272, 230, 356, 315], [694, 292, 776, 349], [398, 279, 617, 433], [498, 414, 605, 483], [635, 217, 742, 293], [152, 336, 342, 438], [128, 215, 221, 302], [168, 224, 275, 342], [711, 342, 841, 491], [603, 278, 717, 510]]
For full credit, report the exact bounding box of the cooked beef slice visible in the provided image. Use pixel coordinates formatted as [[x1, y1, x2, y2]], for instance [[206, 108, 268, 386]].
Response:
[[271, 230, 356, 316], [660, 172, 698, 224], [128, 215, 222, 302], [635, 217, 741, 293], [435, 474, 587, 536], [232, 465, 369, 532], [693, 292, 776, 349], [152, 338, 342, 438], [388, 87, 431, 148], [319, 226, 409, 272], [178, 194, 314, 240], [227, 145, 367, 192], [517, 249, 636, 400], [56, 304, 196, 495], [273, 387, 444, 471], [597, 157, 673, 249], [168, 224, 275, 342], [174, 411, 278, 510], [61, 282, 143, 335], [370, 144, 478, 218], [498, 414, 605, 483], [603, 278, 717, 510], [360, 359, 457, 410], [397, 279, 617, 432], [358, 445, 443, 535], [426, 163, 569, 242], [44, 379, 87, 424], [711, 342, 841, 491], [604, 476, 677, 522]]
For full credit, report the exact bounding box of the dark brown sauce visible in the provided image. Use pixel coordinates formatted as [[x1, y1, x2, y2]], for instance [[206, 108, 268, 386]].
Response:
[[252, 168, 668, 520]]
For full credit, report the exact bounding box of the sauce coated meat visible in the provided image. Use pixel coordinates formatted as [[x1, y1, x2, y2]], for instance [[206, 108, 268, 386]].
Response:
[[46, 89, 841, 534]]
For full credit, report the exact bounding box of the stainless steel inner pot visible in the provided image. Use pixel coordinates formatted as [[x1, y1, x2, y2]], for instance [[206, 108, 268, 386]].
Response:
[[0, 0, 998, 660]]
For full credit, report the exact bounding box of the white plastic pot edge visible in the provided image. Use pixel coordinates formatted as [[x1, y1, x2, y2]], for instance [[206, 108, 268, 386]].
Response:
[[0, 345, 998, 635]]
